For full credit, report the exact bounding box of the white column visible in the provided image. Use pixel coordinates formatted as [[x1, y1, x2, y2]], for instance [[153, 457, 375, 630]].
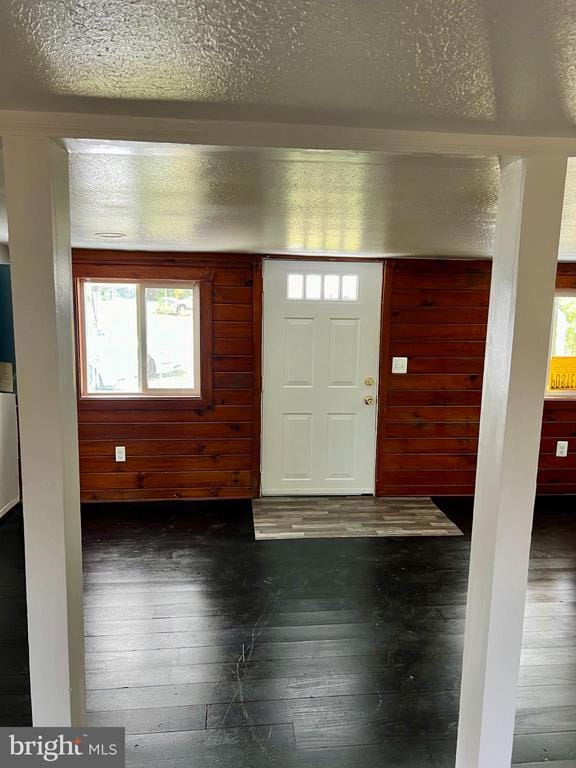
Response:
[[456, 155, 567, 768], [2, 136, 85, 726]]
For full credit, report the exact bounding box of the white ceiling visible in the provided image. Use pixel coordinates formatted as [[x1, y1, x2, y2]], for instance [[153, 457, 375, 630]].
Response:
[[0, 142, 499, 256], [2, 0, 576, 137], [2, 2, 576, 257], [1, 142, 576, 258]]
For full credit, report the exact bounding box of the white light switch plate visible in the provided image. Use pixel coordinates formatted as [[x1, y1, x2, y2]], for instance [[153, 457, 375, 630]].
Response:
[[115, 446, 126, 462], [391, 356, 408, 374], [556, 441, 569, 457]]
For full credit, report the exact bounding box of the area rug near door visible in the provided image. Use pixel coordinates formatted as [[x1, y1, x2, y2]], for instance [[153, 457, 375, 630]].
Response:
[[252, 496, 462, 540]]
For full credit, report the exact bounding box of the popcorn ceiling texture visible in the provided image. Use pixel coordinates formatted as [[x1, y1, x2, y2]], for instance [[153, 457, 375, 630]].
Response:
[[1, 0, 576, 133], [3, 1, 576, 255], [3, 144, 576, 257], [64, 147, 502, 255]]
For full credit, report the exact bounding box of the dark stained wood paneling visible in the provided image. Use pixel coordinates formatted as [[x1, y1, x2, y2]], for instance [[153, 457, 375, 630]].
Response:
[[387, 391, 482, 406], [406, 357, 485, 374], [214, 339, 253, 356], [391, 307, 488, 324], [213, 322, 253, 339], [82, 487, 250, 501], [213, 357, 254, 372], [80, 455, 252, 472], [380, 438, 479, 454], [384, 422, 480, 438], [212, 286, 253, 304], [212, 304, 253, 322], [77, 407, 254, 423], [377, 258, 576, 496], [391, 289, 490, 308], [81, 470, 251, 490], [73, 250, 261, 502], [390, 324, 488, 341], [384, 374, 482, 391], [390, 341, 485, 357], [79, 439, 253, 456]]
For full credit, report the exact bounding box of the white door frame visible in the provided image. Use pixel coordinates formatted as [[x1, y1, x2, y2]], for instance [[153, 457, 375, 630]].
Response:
[[260, 259, 383, 496]]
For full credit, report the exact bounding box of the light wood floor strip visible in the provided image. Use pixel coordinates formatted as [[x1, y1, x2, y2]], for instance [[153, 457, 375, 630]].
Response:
[[253, 496, 463, 540]]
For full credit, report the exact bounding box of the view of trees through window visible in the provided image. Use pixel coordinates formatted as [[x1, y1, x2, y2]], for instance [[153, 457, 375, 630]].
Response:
[[551, 296, 576, 357]]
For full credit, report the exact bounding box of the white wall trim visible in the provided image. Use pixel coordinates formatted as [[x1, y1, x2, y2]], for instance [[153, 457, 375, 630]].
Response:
[[2, 109, 576, 156], [0, 497, 19, 520], [4, 136, 86, 727], [455, 154, 568, 768]]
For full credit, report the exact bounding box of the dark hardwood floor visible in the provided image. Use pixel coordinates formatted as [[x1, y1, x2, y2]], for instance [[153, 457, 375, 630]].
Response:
[[81, 497, 576, 767], [0, 505, 31, 726], [2, 498, 576, 766]]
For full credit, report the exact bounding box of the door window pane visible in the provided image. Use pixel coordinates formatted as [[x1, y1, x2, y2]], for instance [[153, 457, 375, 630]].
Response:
[[305, 274, 322, 300], [145, 288, 196, 390], [287, 274, 304, 299], [83, 282, 139, 393], [341, 275, 359, 301], [323, 275, 340, 300]]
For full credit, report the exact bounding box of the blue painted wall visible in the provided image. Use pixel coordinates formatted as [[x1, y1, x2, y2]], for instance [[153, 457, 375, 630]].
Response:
[[0, 264, 16, 378]]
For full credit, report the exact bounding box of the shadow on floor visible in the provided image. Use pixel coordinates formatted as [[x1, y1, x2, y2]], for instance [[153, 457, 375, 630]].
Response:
[[0, 505, 31, 725]]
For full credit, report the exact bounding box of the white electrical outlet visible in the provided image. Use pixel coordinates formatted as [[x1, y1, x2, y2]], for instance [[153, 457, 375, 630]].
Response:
[[115, 446, 126, 462], [391, 356, 408, 374], [556, 441, 569, 458]]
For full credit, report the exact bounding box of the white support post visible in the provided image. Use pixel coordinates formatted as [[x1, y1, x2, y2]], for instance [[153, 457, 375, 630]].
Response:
[[456, 155, 567, 768], [3, 136, 85, 726]]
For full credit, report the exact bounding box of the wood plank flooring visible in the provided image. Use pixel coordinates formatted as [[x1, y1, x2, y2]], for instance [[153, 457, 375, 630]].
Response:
[[80, 497, 576, 767], [0, 506, 31, 726], [253, 496, 462, 539], [2, 499, 576, 766]]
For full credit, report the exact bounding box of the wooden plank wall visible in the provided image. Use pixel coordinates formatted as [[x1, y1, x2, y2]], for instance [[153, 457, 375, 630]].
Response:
[[376, 259, 576, 496], [74, 251, 576, 502], [74, 250, 260, 502], [540, 264, 576, 493]]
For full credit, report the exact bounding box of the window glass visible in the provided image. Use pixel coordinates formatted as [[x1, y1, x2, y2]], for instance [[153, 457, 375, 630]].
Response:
[[548, 295, 576, 393], [323, 275, 340, 300], [305, 274, 322, 300], [81, 280, 200, 397], [284, 272, 359, 302], [83, 282, 139, 393], [287, 274, 304, 299], [341, 275, 359, 301], [145, 288, 196, 390]]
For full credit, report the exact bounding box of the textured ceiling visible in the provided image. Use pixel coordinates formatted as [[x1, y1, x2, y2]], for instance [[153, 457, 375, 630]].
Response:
[[2, 0, 576, 136], [1, 141, 576, 258], [2, 142, 502, 256]]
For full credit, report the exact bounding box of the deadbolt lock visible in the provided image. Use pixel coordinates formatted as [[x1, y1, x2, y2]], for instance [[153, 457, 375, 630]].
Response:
[[363, 395, 375, 405], [364, 376, 375, 386]]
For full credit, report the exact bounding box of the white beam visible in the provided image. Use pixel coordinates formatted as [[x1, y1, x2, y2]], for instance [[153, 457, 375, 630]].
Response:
[[3, 136, 85, 726], [2, 109, 576, 156], [456, 155, 567, 768]]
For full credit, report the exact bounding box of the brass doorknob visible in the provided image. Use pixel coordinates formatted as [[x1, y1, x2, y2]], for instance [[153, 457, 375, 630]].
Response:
[[363, 395, 375, 405]]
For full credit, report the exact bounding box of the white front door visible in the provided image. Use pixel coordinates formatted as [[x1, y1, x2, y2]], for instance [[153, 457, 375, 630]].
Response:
[[261, 260, 383, 495]]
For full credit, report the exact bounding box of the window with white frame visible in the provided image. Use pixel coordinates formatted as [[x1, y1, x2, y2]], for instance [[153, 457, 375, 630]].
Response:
[[286, 273, 359, 301], [78, 279, 201, 397], [547, 292, 576, 395]]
